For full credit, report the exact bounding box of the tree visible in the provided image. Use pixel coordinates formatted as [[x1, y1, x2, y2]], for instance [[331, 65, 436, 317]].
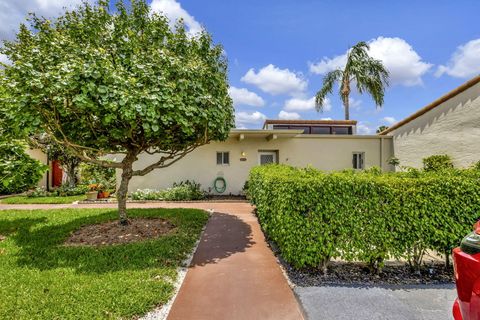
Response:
[[0, 0, 234, 224], [315, 41, 389, 120], [29, 134, 82, 188], [376, 125, 389, 133]]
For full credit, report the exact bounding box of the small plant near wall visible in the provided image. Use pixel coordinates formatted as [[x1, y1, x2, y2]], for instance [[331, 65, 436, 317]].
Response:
[[388, 156, 400, 167], [422, 154, 453, 171], [131, 180, 205, 201]]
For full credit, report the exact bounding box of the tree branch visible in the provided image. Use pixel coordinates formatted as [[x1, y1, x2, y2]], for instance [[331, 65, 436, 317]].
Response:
[[132, 142, 203, 176]]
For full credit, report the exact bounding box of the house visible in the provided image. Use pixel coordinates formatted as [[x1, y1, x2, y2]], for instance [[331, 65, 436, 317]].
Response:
[[128, 119, 394, 194], [379, 75, 480, 169]]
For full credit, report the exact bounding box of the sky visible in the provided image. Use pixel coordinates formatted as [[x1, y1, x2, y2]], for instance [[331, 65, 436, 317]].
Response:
[[1, 0, 480, 133]]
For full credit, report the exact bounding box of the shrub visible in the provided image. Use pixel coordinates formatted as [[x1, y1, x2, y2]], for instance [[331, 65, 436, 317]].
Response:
[[131, 180, 205, 201], [26, 185, 90, 197], [248, 164, 480, 273], [79, 162, 116, 191], [422, 154, 454, 171], [0, 141, 47, 194]]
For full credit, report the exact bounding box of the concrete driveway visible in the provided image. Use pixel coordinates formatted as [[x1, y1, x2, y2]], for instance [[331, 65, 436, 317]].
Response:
[[295, 284, 456, 320]]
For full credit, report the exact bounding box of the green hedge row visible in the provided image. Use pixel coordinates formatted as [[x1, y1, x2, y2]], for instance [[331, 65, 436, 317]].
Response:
[[247, 165, 480, 273]]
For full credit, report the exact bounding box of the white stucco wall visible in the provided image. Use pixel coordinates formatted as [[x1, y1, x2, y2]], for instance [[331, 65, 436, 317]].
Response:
[[389, 81, 480, 169], [25, 148, 49, 188], [126, 134, 394, 195]]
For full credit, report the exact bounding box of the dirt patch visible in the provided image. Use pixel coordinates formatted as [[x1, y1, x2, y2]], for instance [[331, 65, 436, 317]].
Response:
[[0, 235, 5, 242], [65, 218, 175, 246], [284, 261, 454, 287]]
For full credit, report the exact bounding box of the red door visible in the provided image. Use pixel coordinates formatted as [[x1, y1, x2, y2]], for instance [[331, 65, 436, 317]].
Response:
[[51, 160, 63, 187]]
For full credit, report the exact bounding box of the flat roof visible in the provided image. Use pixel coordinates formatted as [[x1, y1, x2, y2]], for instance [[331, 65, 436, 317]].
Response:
[[379, 74, 480, 135], [262, 119, 357, 128]]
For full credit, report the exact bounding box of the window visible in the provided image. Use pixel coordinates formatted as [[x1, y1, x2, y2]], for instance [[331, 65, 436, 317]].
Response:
[[216, 152, 229, 165], [311, 126, 331, 134], [258, 151, 277, 165], [332, 126, 351, 135], [352, 152, 365, 170]]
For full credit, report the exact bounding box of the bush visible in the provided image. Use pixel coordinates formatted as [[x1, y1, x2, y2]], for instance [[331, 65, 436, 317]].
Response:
[[26, 185, 90, 197], [79, 162, 116, 191], [422, 154, 453, 171], [0, 141, 47, 194], [248, 164, 480, 273], [131, 180, 205, 201]]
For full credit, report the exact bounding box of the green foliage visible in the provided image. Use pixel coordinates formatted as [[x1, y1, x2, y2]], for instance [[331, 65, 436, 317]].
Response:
[[79, 162, 116, 191], [131, 180, 205, 201], [377, 125, 389, 133], [248, 164, 480, 273], [0, 0, 233, 153], [26, 185, 89, 198], [388, 156, 400, 167], [0, 208, 208, 319], [0, 141, 47, 194], [422, 154, 454, 171]]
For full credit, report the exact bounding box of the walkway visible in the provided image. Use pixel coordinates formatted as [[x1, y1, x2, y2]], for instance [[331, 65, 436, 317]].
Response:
[[0, 202, 304, 320]]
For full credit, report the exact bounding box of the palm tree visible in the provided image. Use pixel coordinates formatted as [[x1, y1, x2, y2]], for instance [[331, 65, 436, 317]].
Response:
[[315, 41, 389, 120]]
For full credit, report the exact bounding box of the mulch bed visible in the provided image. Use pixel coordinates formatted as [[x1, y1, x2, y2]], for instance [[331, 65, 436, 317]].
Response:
[[65, 218, 176, 246], [282, 260, 454, 287]]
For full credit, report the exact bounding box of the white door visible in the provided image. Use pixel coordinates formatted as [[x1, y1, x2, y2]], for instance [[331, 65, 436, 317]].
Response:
[[258, 151, 277, 165]]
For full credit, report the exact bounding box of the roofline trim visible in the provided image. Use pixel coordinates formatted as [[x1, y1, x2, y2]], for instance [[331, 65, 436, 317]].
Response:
[[379, 74, 480, 135]]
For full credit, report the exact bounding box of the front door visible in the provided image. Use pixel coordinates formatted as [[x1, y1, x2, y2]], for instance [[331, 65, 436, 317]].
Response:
[[258, 151, 277, 165]]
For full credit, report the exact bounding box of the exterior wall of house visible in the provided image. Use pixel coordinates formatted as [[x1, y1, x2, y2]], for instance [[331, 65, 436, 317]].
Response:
[[389, 81, 480, 169], [126, 135, 394, 195], [25, 148, 49, 188]]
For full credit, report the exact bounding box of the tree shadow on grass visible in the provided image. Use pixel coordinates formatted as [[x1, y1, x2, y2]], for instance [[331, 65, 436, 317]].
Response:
[[190, 212, 255, 267], [0, 209, 207, 274]]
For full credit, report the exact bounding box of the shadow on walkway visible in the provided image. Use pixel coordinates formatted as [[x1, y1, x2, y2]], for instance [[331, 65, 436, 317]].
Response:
[[191, 212, 255, 267]]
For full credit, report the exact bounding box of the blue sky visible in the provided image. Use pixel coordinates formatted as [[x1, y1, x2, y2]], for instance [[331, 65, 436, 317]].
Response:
[[2, 0, 480, 133]]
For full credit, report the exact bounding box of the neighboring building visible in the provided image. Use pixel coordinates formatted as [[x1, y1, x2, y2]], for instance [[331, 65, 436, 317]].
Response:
[[379, 75, 480, 169], [128, 120, 394, 194], [25, 148, 64, 190]]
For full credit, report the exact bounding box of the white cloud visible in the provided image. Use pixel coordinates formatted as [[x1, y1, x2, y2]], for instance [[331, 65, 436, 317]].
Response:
[[349, 97, 362, 110], [235, 111, 267, 127], [284, 96, 331, 112], [241, 64, 307, 96], [383, 116, 396, 125], [228, 87, 265, 107], [278, 110, 301, 120], [0, 0, 94, 42], [321, 117, 333, 120], [309, 37, 433, 86], [357, 122, 374, 135], [436, 39, 480, 78], [151, 0, 202, 36]]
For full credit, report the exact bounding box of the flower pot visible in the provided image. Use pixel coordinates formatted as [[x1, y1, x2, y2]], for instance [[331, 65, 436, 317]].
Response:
[[97, 191, 110, 199], [85, 191, 98, 201]]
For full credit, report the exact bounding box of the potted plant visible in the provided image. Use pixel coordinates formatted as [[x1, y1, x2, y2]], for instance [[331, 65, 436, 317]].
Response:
[[96, 182, 111, 199], [86, 184, 99, 201]]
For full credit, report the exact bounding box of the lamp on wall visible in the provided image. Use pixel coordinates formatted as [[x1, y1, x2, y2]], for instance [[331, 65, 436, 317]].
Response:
[[241, 151, 246, 157]]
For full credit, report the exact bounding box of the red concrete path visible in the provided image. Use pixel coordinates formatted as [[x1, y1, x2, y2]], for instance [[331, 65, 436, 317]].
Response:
[[0, 202, 304, 320]]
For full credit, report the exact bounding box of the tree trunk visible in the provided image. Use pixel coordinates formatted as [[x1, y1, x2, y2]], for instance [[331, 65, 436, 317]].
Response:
[[117, 152, 136, 225], [344, 98, 350, 120], [64, 164, 77, 188], [341, 78, 350, 120]]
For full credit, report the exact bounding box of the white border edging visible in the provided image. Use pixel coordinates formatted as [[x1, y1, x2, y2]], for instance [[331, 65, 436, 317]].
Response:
[[140, 209, 213, 320]]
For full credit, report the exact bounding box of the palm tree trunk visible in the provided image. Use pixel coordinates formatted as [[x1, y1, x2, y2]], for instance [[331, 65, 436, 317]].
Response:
[[344, 98, 350, 120]]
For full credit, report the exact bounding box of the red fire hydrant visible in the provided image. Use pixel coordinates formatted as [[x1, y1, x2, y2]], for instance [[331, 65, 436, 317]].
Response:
[[453, 221, 480, 320]]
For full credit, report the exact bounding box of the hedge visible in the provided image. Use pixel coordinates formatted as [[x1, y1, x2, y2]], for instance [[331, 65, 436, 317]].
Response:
[[0, 141, 47, 195], [247, 165, 480, 273]]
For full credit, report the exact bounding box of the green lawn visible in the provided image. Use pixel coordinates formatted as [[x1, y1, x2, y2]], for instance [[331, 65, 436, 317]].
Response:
[[0, 195, 87, 204], [0, 208, 208, 319]]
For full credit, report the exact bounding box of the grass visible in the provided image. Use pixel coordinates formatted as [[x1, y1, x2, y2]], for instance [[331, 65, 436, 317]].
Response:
[[0, 208, 209, 319], [0, 195, 87, 204]]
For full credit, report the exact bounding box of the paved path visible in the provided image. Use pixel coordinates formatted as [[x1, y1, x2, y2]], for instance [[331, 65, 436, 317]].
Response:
[[296, 284, 455, 320], [0, 202, 304, 320]]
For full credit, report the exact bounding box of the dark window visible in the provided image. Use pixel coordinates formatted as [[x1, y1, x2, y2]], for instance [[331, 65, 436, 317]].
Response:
[[333, 126, 351, 135], [311, 126, 331, 134], [272, 125, 289, 130], [353, 152, 365, 169], [290, 126, 310, 134], [216, 152, 229, 165]]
